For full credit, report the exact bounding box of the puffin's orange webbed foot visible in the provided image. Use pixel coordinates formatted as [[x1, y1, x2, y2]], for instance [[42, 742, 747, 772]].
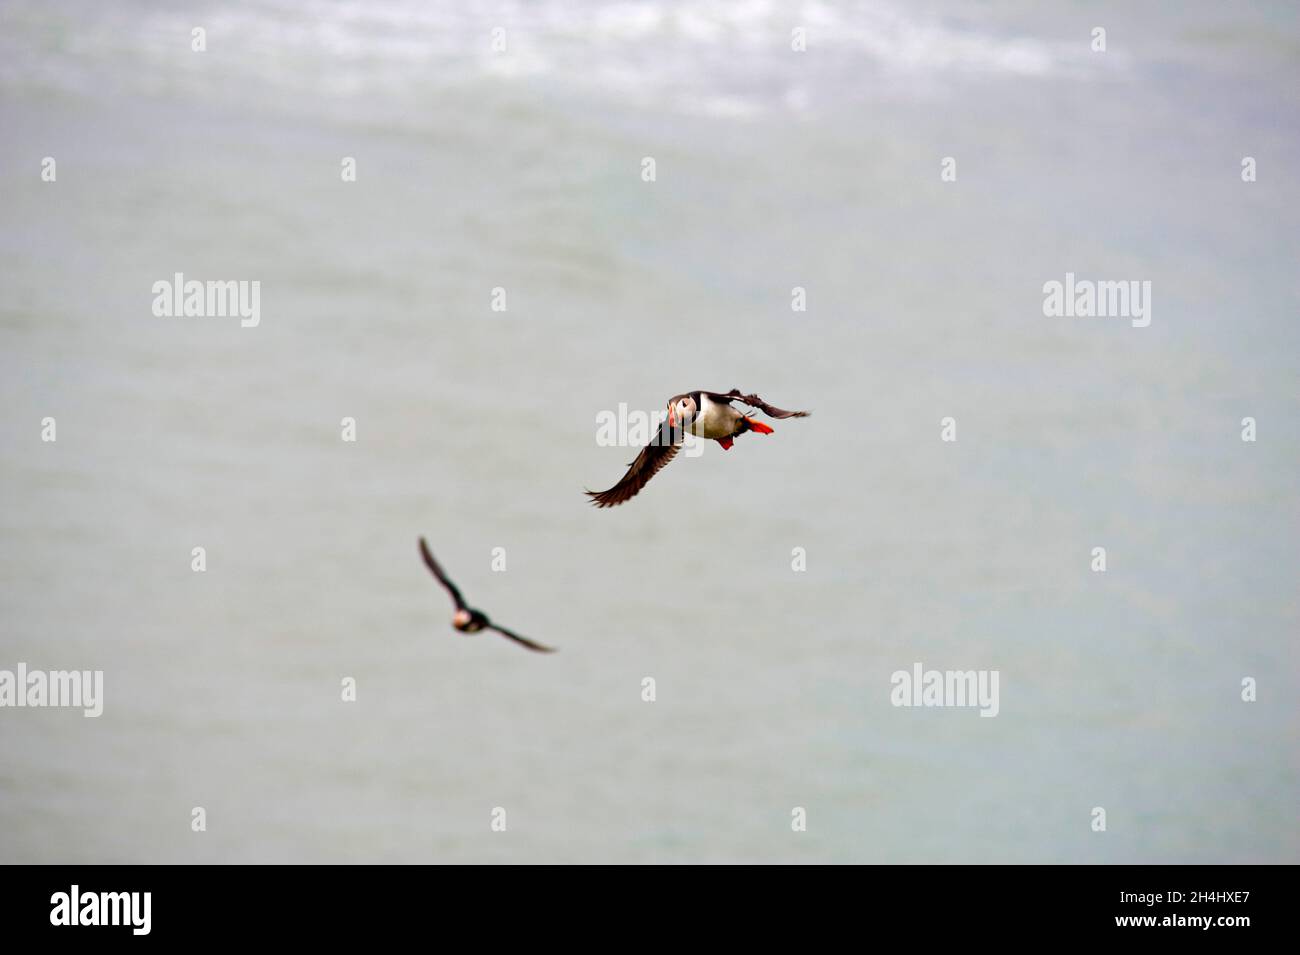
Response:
[[743, 417, 774, 435]]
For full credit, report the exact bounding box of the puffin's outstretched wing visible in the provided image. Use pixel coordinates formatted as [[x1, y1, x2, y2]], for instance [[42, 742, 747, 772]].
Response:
[[707, 389, 810, 419], [487, 623, 556, 653], [585, 419, 683, 508], [418, 537, 467, 610]]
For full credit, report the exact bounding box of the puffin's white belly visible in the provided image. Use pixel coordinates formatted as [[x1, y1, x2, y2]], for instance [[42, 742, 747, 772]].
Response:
[[687, 396, 740, 439]]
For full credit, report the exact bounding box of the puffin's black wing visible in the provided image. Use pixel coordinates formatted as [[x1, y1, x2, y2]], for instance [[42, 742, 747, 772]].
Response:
[[486, 623, 556, 653], [418, 538, 467, 610], [706, 389, 810, 419], [585, 419, 683, 508]]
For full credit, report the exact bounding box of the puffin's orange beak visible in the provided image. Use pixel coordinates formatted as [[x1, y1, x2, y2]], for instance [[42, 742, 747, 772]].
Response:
[[668, 409, 677, 427]]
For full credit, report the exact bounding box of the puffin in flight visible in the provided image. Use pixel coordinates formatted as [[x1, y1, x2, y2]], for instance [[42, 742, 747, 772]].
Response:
[[418, 538, 555, 652], [585, 389, 810, 508]]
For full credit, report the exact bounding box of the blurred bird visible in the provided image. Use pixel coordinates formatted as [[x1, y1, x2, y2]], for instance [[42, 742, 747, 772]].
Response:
[[418, 538, 555, 652]]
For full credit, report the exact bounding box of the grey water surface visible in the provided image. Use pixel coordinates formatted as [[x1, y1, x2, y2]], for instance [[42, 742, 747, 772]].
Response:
[[0, 0, 1296, 863]]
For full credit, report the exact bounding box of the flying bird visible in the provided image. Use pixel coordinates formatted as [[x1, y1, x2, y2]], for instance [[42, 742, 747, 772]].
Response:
[[418, 538, 555, 652], [585, 388, 810, 508]]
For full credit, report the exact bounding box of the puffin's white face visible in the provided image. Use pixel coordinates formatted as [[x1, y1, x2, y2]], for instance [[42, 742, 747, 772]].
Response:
[[668, 395, 697, 428], [453, 609, 472, 627]]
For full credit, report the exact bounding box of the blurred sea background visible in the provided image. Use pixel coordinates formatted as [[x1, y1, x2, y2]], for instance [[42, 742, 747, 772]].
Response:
[[0, 0, 1296, 863]]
